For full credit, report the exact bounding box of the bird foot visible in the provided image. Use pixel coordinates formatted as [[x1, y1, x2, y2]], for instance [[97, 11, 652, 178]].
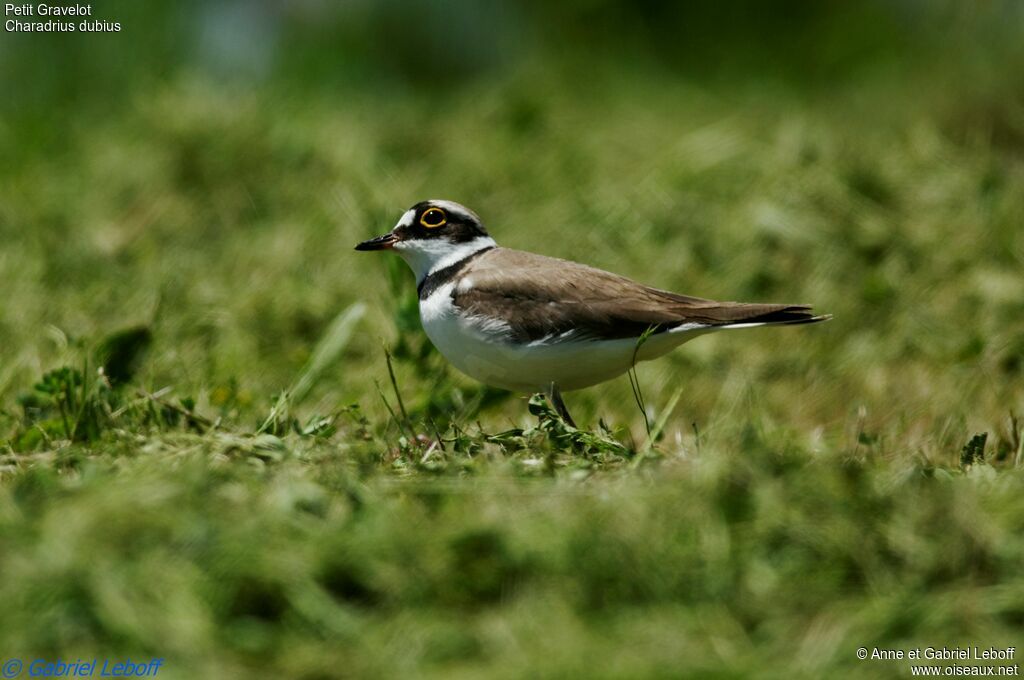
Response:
[[545, 382, 577, 428]]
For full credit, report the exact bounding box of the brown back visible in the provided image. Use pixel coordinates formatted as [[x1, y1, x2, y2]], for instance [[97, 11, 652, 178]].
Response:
[[452, 248, 820, 343]]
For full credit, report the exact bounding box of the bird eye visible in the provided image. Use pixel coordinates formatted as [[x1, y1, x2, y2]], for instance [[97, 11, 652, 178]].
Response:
[[420, 207, 447, 228]]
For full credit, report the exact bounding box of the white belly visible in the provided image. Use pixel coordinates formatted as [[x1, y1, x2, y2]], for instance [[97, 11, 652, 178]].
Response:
[[419, 284, 704, 392]]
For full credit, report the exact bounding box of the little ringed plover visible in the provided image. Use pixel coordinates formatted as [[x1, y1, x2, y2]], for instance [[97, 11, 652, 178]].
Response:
[[357, 200, 829, 424]]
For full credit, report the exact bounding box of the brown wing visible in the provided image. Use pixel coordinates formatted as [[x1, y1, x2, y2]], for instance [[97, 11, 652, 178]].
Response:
[[452, 248, 824, 343]]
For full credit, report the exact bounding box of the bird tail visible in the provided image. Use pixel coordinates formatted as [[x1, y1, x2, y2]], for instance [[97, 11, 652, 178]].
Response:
[[661, 302, 831, 331], [707, 304, 831, 329]]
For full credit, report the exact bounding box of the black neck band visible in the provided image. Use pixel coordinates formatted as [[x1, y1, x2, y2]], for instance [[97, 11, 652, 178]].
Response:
[[417, 247, 495, 300]]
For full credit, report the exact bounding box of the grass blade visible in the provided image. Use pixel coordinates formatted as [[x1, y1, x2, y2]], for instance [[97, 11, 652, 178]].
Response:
[[258, 302, 366, 433], [640, 385, 684, 455], [290, 302, 367, 405]]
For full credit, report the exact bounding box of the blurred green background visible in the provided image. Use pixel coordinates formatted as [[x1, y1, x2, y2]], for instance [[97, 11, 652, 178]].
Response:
[[2, 1, 1024, 678]]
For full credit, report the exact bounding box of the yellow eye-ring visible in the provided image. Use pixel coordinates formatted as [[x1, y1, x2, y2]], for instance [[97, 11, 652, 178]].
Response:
[[420, 207, 447, 228]]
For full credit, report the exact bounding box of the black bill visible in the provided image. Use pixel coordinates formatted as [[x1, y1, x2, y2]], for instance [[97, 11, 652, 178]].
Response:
[[355, 233, 399, 251]]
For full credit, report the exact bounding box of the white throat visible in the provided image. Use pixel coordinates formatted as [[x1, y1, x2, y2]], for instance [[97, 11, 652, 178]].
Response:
[[394, 236, 497, 283]]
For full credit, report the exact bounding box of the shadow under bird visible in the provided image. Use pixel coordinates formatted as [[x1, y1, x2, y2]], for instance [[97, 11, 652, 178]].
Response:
[[356, 200, 829, 424]]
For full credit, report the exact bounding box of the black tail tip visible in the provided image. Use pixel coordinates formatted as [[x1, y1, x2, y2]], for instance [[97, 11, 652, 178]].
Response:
[[755, 307, 832, 325]]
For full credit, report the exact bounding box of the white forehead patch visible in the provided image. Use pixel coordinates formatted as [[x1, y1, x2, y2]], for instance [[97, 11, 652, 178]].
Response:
[[394, 208, 417, 229]]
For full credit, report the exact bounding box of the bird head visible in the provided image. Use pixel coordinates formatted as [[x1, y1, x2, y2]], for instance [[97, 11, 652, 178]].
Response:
[[356, 200, 495, 280]]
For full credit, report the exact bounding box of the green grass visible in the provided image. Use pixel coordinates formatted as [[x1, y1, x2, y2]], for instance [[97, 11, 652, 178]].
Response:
[[3, 43, 1024, 678]]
